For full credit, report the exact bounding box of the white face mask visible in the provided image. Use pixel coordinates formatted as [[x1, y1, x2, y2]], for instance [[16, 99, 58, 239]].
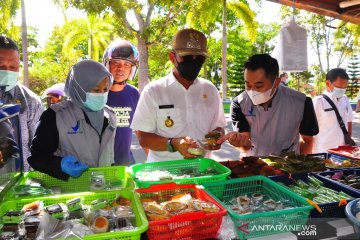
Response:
[[0, 70, 19, 92], [332, 87, 346, 99], [246, 83, 276, 105]]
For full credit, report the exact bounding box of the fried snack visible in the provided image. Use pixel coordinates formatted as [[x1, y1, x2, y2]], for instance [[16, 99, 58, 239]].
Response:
[[189, 200, 219, 213], [141, 198, 157, 204], [113, 196, 131, 206], [147, 213, 169, 221], [162, 201, 188, 213], [144, 202, 168, 215]]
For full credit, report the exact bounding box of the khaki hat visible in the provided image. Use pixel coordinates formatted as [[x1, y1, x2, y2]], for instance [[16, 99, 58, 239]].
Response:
[[173, 29, 208, 57]]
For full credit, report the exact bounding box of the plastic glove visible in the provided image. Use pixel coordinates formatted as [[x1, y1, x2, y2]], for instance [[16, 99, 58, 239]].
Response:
[[61, 155, 89, 178]]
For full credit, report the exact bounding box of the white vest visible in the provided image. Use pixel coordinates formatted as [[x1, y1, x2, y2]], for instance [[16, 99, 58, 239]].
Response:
[[237, 85, 306, 156], [51, 101, 116, 167]]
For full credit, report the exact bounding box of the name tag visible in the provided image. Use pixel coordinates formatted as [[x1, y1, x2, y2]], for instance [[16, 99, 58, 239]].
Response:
[[324, 108, 334, 112], [159, 104, 174, 109]]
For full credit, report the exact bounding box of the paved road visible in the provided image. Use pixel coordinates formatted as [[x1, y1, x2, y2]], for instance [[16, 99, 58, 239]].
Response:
[[131, 112, 360, 163]]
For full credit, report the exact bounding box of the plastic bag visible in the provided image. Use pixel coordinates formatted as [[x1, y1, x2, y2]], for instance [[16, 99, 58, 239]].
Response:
[[36, 213, 93, 239], [218, 215, 238, 240]]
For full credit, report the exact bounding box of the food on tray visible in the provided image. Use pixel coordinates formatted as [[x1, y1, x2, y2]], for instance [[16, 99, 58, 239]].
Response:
[[91, 199, 108, 211], [274, 176, 353, 204], [136, 167, 219, 182], [221, 157, 283, 178], [2, 210, 25, 224], [21, 201, 43, 216], [92, 216, 109, 233], [141, 192, 220, 222], [163, 201, 188, 213], [144, 202, 168, 216], [228, 194, 294, 215], [322, 171, 360, 189], [66, 197, 83, 212], [323, 158, 360, 168], [24, 216, 41, 239], [147, 213, 169, 221], [45, 204, 65, 219], [113, 195, 131, 206], [189, 200, 219, 213]]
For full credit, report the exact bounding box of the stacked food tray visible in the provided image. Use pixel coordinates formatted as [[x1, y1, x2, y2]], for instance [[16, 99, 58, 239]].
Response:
[[270, 173, 360, 218], [0, 190, 148, 240], [202, 175, 312, 240], [131, 158, 231, 188], [4, 166, 133, 200], [135, 183, 227, 240]]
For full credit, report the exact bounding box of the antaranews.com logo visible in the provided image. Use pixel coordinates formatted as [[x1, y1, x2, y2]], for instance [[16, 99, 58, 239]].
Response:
[[238, 223, 317, 237]]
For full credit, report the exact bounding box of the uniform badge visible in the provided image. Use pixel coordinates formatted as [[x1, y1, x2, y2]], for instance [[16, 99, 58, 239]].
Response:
[[203, 94, 208, 99], [165, 116, 174, 127]]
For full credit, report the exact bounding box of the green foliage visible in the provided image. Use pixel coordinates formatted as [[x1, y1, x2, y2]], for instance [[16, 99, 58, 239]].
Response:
[[346, 55, 360, 99], [62, 14, 114, 61], [251, 23, 280, 55], [227, 27, 252, 97], [0, 0, 20, 37], [29, 25, 82, 95], [287, 71, 313, 95]]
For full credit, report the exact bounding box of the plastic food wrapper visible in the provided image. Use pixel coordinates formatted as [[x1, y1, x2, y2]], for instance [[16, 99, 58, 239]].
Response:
[[218, 215, 238, 240], [90, 171, 106, 190], [36, 212, 93, 239]]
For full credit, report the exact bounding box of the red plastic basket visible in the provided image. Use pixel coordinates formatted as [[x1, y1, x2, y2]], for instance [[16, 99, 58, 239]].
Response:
[[135, 183, 227, 240]]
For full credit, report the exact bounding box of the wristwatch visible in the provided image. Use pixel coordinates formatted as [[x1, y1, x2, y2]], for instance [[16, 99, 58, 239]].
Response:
[[166, 138, 176, 152]]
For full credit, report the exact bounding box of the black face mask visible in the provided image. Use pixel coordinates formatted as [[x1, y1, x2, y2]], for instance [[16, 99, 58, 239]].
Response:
[[175, 55, 206, 81]]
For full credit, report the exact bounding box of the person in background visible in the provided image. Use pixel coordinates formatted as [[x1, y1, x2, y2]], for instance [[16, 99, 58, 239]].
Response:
[[131, 29, 226, 162], [43, 83, 65, 108], [103, 40, 140, 166], [355, 89, 360, 113], [218, 54, 319, 156], [279, 72, 289, 86], [313, 68, 354, 153], [0, 36, 43, 171], [28, 60, 116, 180]]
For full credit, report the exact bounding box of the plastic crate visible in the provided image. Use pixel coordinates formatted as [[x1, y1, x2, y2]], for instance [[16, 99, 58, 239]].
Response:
[[135, 183, 227, 240], [270, 173, 360, 218], [202, 175, 312, 240], [131, 158, 231, 188], [315, 169, 360, 194], [0, 190, 148, 240], [345, 198, 360, 238], [4, 166, 133, 200]]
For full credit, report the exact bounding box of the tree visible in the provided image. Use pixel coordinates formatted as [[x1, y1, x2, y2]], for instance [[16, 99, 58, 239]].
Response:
[[29, 24, 83, 95], [60, 0, 193, 92], [21, 0, 29, 87], [0, 0, 20, 37], [187, 0, 257, 99], [62, 14, 114, 61], [347, 54, 360, 99]]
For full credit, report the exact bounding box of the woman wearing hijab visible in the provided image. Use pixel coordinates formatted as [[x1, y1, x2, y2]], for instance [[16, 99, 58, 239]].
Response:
[[28, 60, 116, 180]]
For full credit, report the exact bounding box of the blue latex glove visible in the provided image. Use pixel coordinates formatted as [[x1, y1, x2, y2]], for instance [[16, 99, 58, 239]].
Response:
[[61, 156, 89, 178]]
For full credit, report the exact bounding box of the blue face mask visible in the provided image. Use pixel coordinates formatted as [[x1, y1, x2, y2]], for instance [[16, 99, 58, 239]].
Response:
[[83, 92, 108, 111], [0, 70, 19, 92], [332, 87, 346, 99]]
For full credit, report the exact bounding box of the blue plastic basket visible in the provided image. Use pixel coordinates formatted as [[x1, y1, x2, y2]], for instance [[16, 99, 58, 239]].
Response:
[[345, 198, 360, 238], [315, 169, 360, 194], [270, 173, 360, 218]]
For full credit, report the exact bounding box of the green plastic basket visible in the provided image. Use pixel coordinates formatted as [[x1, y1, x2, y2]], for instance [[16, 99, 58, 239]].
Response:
[[202, 175, 313, 240], [131, 158, 231, 188], [4, 166, 134, 200], [0, 190, 148, 240]]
